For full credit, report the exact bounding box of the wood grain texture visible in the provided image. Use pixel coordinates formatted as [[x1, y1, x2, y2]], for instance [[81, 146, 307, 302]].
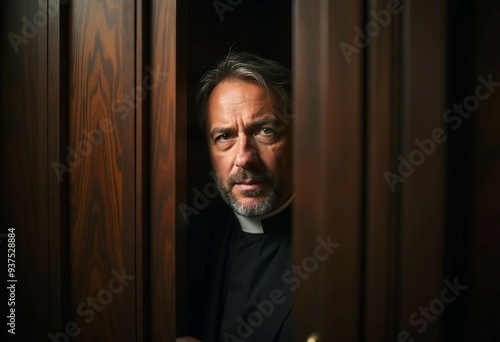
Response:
[[293, 0, 364, 340], [68, 0, 136, 340], [149, 0, 182, 340], [135, 0, 147, 340], [0, 1, 50, 340]]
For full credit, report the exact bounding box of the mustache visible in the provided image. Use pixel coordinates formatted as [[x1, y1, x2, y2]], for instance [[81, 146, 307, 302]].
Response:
[[227, 169, 273, 187]]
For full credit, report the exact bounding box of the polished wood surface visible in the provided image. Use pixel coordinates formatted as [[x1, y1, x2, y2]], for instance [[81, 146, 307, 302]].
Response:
[[294, 0, 364, 340], [68, 0, 137, 340], [398, 2, 447, 341], [364, 0, 401, 338], [149, 0, 183, 340], [294, 0, 448, 341], [135, 0, 147, 339]]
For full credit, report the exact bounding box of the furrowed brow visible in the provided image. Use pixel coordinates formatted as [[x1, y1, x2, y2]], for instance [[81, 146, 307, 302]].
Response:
[[210, 127, 232, 140], [248, 117, 279, 129]]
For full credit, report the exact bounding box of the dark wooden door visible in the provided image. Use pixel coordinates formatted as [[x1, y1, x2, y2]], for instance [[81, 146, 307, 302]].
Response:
[[1, 0, 183, 340], [293, 0, 500, 341], [293, 0, 448, 341]]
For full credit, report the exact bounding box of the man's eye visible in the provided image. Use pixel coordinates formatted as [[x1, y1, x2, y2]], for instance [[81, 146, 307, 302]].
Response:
[[215, 134, 230, 142], [259, 127, 274, 135]]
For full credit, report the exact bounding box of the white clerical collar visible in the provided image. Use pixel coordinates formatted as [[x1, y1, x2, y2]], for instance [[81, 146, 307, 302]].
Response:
[[234, 194, 294, 234]]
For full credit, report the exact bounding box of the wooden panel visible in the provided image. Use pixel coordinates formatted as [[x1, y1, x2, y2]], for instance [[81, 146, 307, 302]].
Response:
[[1, 0, 188, 340], [0, 1, 50, 340], [135, 0, 147, 340], [399, 0, 447, 340], [293, 0, 364, 340], [364, 0, 401, 339], [68, 0, 136, 340], [149, 0, 185, 340]]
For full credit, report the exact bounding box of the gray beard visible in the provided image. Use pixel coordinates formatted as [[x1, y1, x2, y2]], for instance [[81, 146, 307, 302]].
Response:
[[214, 169, 281, 217]]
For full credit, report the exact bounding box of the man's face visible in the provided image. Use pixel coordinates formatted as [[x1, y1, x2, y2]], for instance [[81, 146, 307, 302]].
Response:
[[206, 79, 293, 216]]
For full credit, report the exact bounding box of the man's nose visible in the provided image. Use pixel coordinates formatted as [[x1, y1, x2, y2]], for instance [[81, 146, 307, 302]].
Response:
[[235, 136, 258, 169]]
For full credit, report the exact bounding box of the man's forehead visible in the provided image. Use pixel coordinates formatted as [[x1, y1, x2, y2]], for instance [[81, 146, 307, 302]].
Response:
[[207, 82, 275, 123], [209, 80, 269, 104], [208, 111, 278, 130]]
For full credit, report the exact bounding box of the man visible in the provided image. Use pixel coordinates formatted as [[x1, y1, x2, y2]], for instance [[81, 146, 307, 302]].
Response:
[[179, 52, 293, 342]]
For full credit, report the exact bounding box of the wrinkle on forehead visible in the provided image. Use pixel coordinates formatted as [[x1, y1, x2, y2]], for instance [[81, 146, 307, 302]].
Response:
[[210, 80, 269, 103], [207, 80, 274, 126]]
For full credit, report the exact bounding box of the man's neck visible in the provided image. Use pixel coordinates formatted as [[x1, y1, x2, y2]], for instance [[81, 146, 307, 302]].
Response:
[[234, 194, 294, 234]]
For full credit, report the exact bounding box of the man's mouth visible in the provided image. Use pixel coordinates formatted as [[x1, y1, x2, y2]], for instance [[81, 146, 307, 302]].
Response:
[[234, 180, 265, 191]]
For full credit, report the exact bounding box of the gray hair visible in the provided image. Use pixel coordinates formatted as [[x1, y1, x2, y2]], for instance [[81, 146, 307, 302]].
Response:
[[195, 51, 291, 133]]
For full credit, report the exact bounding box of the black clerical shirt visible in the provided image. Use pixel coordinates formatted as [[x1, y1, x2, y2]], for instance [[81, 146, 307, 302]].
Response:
[[219, 204, 292, 341], [186, 199, 293, 342]]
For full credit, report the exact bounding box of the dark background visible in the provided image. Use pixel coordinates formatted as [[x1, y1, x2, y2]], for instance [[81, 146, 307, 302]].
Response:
[[445, 0, 500, 339], [185, 0, 292, 213]]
